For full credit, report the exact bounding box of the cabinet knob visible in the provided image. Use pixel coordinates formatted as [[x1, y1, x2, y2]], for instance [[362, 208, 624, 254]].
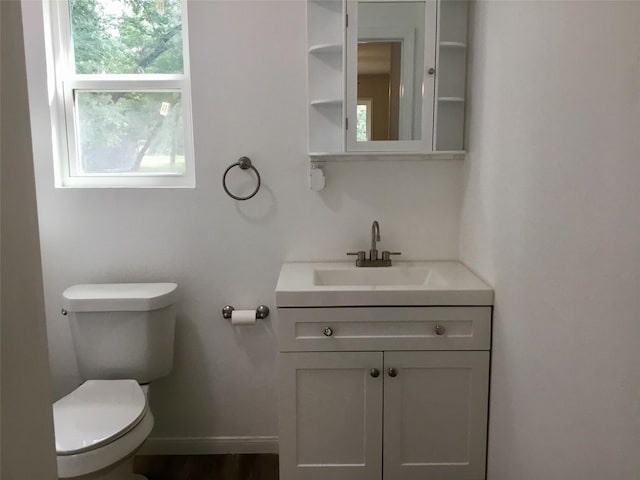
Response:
[[369, 368, 380, 378], [427, 67, 436, 75], [323, 326, 333, 337], [388, 368, 398, 377], [434, 324, 446, 336]]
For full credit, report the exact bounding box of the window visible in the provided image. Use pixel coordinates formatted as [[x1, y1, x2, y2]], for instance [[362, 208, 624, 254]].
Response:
[[46, 0, 194, 187], [357, 99, 372, 142]]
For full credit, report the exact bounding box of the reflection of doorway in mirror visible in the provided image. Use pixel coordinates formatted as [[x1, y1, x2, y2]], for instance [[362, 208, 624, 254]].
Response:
[[357, 99, 372, 141], [357, 41, 401, 141]]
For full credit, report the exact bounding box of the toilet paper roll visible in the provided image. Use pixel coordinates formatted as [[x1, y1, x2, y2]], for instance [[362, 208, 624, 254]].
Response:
[[231, 310, 256, 326]]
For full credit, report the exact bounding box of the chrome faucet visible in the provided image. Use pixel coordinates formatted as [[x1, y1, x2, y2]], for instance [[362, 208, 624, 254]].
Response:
[[370, 220, 380, 261], [347, 220, 401, 267]]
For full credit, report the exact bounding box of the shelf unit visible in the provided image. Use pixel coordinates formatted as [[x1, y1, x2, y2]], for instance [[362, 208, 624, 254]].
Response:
[[434, 0, 469, 151], [307, 0, 345, 153], [306, 0, 469, 158]]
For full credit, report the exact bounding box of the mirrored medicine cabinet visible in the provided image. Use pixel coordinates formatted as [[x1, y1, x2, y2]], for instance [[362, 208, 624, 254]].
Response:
[[307, 0, 468, 159]]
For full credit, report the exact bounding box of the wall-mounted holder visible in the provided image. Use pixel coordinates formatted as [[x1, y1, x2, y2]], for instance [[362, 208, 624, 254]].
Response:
[[309, 164, 325, 191], [222, 156, 261, 200], [222, 304, 270, 320]]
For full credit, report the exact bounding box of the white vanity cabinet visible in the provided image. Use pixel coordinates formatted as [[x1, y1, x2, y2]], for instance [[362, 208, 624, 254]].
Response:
[[277, 306, 492, 480]]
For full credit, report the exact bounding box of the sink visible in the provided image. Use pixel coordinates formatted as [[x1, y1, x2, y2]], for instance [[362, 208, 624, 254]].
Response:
[[314, 267, 431, 286], [276, 261, 494, 307]]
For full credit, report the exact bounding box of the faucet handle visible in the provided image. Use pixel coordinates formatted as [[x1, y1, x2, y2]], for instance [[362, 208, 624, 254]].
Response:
[[381, 251, 401, 261], [347, 251, 366, 262]]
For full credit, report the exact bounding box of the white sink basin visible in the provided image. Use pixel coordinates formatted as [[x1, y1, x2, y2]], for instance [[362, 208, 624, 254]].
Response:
[[314, 266, 432, 286], [276, 261, 493, 307]]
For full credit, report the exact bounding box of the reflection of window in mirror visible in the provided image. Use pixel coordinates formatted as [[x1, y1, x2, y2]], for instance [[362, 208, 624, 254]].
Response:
[[357, 100, 372, 141], [357, 41, 401, 141]]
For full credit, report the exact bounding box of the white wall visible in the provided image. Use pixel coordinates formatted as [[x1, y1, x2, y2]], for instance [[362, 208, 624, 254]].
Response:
[[0, 0, 57, 477], [23, 0, 464, 448], [462, 1, 640, 478]]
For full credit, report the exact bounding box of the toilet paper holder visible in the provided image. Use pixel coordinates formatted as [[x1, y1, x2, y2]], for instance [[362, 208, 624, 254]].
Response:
[[222, 304, 270, 320]]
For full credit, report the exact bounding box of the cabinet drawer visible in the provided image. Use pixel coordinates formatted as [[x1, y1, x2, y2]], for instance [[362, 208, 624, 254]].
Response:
[[277, 307, 491, 352]]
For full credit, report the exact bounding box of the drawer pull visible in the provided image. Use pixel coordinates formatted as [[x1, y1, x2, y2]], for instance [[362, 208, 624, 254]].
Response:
[[434, 324, 447, 336], [323, 326, 334, 337], [388, 368, 398, 377], [369, 368, 380, 378]]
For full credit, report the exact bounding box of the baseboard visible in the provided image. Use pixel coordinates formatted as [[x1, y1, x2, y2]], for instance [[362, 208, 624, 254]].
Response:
[[138, 436, 279, 455]]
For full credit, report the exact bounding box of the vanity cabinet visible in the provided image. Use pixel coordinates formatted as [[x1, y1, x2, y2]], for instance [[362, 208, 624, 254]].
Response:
[[277, 306, 491, 480]]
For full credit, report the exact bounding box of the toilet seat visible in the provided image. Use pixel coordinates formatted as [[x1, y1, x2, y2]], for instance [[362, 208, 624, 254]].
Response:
[[56, 408, 154, 478], [54, 380, 147, 455]]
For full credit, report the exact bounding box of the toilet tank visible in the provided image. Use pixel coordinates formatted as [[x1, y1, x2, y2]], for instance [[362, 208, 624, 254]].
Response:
[[62, 283, 178, 383]]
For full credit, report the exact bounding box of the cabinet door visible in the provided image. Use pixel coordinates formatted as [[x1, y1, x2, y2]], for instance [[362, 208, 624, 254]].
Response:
[[278, 351, 383, 480], [383, 351, 490, 480]]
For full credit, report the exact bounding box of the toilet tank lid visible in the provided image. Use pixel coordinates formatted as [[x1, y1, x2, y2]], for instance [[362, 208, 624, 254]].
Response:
[[62, 283, 178, 312]]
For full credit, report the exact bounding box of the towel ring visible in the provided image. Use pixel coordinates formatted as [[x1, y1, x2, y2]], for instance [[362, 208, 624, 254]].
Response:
[[223, 156, 261, 201]]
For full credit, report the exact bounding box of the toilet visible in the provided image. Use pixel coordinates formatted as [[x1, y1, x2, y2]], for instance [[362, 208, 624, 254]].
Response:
[[53, 283, 178, 480]]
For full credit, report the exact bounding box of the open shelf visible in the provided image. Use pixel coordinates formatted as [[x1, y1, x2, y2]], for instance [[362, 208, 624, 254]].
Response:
[[440, 41, 467, 48], [438, 97, 465, 103], [307, 0, 344, 153], [309, 43, 343, 54], [310, 98, 343, 106]]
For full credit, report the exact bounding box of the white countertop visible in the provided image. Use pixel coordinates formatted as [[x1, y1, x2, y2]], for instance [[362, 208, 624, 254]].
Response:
[[275, 261, 494, 307]]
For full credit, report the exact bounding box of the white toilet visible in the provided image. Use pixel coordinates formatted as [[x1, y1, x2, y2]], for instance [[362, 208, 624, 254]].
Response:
[[53, 283, 179, 480]]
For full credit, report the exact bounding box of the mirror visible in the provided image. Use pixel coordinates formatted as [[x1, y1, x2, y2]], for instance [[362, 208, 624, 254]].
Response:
[[357, 41, 403, 141], [346, 0, 436, 152]]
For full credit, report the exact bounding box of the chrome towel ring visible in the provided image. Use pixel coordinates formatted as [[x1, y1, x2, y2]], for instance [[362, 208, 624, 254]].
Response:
[[222, 156, 261, 201]]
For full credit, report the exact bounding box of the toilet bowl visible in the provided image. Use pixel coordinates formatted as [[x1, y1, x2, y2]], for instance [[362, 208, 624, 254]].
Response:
[[54, 283, 178, 480]]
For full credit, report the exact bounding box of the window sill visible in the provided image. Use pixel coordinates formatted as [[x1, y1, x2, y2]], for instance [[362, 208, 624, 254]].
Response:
[[56, 174, 196, 189]]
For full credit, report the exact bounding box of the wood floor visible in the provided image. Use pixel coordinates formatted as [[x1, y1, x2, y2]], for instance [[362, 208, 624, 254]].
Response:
[[133, 454, 279, 480]]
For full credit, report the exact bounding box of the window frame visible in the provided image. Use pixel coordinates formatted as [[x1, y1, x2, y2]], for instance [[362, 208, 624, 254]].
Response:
[[45, 0, 195, 188]]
